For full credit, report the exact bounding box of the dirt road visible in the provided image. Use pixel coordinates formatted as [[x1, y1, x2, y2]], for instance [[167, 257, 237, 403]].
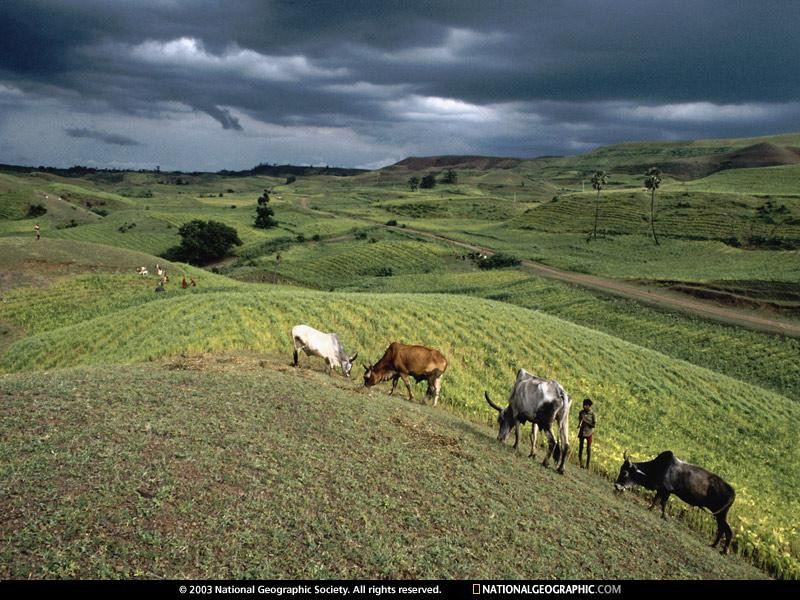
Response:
[[293, 196, 800, 337], [389, 225, 800, 337]]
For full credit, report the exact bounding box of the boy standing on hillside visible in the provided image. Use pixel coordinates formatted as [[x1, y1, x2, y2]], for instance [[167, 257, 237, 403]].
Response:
[[578, 399, 596, 469], [34, 223, 40, 240]]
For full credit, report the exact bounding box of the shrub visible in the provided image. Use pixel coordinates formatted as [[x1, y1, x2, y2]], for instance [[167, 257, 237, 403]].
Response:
[[312, 234, 321, 242], [478, 253, 521, 270], [368, 266, 393, 277], [296, 233, 306, 243], [254, 190, 277, 228], [354, 230, 368, 240], [386, 219, 398, 226], [27, 204, 47, 218], [420, 174, 436, 189]]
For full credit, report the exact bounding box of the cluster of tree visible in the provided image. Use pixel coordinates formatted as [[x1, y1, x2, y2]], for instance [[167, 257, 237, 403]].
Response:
[[254, 189, 278, 228], [407, 169, 457, 191], [162, 219, 242, 265], [441, 169, 458, 184]]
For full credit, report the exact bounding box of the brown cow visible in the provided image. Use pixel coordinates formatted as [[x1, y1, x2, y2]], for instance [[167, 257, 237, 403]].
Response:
[[363, 342, 448, 406]]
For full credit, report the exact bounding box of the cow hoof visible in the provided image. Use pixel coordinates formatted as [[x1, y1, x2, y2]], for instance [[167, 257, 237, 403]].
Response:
[[541, 461, 550, 469], [557, 467, 565, 475]]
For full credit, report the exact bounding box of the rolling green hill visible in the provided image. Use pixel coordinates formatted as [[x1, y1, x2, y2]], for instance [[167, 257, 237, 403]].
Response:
[[0, 360, 767, 579], [1, 270, 798, 577], [2, 133, 800, 579]]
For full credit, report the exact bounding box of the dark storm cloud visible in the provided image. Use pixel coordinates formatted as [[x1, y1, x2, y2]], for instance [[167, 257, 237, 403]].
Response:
[[1, 0, 799, 169], [64, 127, 142, 146]]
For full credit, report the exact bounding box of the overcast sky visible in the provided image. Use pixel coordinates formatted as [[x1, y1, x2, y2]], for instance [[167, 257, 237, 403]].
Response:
[[1, 0, 799, 171]]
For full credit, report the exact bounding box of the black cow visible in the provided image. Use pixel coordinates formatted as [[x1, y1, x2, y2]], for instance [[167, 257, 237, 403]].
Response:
[[614, 451, 736, 554]]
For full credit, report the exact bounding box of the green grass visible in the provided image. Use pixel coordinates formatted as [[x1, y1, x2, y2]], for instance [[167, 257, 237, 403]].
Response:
[[341, 269, 800, 401], [1, 283, 798, 577], [0, 361, 767, 579], [517, 190, 800, 241], [386, 223, 800, 283], [3, 135, 800, 579], [684, 164, 800, 196], [236, 237, 463, 288]]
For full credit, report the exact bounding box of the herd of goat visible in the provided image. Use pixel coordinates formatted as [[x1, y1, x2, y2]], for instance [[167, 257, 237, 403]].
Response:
[[291, 323, 737, 554]]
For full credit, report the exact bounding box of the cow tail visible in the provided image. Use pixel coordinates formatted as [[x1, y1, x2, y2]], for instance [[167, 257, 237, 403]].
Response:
[[710, 489, 736, 516], [553, 383, 570, 463]]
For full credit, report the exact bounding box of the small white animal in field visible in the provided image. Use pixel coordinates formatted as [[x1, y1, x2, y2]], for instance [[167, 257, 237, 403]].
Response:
[[291, 324, 358, 377], [136, 266, 149, 276]]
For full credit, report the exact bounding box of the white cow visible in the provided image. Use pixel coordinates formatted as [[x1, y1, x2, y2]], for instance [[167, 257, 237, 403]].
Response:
[[485, 369, 572, 473], [136, 266, 149, 276], [291, 324, 358, 377]]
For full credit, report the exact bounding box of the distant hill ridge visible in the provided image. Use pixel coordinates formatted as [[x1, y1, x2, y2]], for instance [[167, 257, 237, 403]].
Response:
[[0, 162, 367, 178], [391, 155, 532, 170], [387, 131, 800, 178]]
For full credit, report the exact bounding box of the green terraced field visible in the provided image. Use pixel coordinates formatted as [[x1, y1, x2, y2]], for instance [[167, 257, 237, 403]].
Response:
[[1, 281, 798, 577], [342, 269, 800, 401], [236, 237, 463, 288], [684, 164, 800, 196], [516, 190, 800, 241]]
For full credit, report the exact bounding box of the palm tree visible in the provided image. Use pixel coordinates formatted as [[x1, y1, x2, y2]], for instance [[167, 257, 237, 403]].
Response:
[[644, 167, 662, 245], [589, 170, 609, 241]]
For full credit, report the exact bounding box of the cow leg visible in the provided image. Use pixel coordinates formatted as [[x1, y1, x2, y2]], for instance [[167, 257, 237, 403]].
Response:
[[711, 522, 723, 549], [432, 376, 442, 406], [659, 491, 670, 520], [541, 427, 556, 468], [389, 374, 400, 396], [513, 423, 519, 450], [714, 507, 733, 554], [528, 423, 538, 458], [292, 338, 303, 367], [400, 373, 414, 401], [556, 417, 569, 474]]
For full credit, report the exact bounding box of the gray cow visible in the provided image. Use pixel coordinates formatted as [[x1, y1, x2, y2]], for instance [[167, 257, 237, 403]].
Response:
[[485, 369, 572, 473]]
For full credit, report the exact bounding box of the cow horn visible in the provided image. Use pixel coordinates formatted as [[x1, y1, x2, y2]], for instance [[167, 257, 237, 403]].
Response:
[[484, 391, 502, 412], [349, 352, 359, 363], [623, 450, 630, 462]]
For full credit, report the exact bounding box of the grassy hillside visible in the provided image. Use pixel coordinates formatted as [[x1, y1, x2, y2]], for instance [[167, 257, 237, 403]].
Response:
[[238, 237, 464, 288], [341, 269, 800, 400], [517, 190, 800, 241], [0, 360, 766, 579], [1, 278, 798, 577], [2, 133, 800, 579]]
